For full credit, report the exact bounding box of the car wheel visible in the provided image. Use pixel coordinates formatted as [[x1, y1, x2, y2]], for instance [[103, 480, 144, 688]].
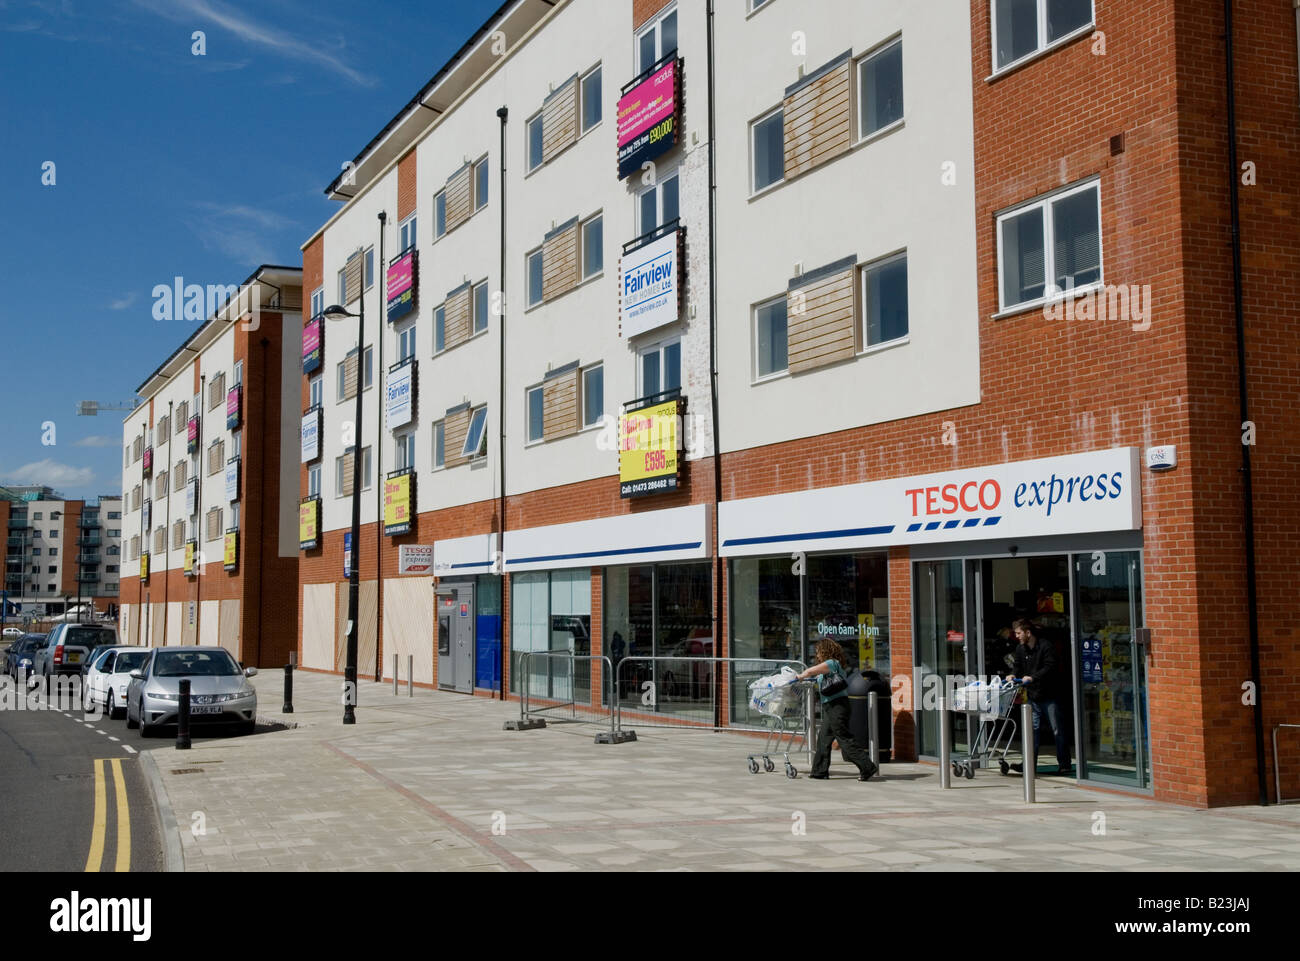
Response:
[[126, 700, 139, 729], [106, 692, 118, 721]]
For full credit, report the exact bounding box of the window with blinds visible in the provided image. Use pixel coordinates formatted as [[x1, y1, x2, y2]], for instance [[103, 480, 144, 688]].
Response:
[[205, 507, 223, 542]]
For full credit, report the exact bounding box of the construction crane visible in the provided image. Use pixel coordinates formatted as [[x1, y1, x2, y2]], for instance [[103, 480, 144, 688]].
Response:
[[76, 400, 140, 416]]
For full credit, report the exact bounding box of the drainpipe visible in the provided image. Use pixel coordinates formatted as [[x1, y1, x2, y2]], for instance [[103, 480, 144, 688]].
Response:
[[1223, 0, 1267, 806], [163, 400, 172, 645], [497, 104, 509, 701], [256, 337, 269, 667], [376, 210, 387, 683], [196, 373, 205, 646], [706, 0, 724, 727]]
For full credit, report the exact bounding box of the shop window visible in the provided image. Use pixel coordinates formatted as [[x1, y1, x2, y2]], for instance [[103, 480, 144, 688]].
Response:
[[511, 570, 592, 702]]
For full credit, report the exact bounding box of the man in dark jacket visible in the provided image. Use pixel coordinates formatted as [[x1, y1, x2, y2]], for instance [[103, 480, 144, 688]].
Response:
[[1010, 618, 1071, 775]]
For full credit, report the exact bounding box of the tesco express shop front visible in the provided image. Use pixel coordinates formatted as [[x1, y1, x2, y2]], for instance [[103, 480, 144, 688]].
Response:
[[719, 448, 1151, 791]]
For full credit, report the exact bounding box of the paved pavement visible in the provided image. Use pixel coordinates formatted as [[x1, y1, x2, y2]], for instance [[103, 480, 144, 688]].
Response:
[[140, 670, 1300, 872]]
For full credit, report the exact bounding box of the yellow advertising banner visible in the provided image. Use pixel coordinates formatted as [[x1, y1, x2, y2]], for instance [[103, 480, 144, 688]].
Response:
[[619, 400, 679, 498], [184, 541, 195, 576], [858, 614, 876, 669], [299, 500, 319, 549], [384, 474, 413, 535], [140, 553, 150, 582], [223, 531, 238, 571]]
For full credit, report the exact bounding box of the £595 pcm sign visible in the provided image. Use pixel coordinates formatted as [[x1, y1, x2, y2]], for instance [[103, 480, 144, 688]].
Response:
[[718, 448, 1141, 556]]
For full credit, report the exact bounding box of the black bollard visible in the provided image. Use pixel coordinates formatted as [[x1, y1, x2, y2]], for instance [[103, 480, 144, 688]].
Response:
[[176, 678, 192, 750], [283, 662, 294, 714]]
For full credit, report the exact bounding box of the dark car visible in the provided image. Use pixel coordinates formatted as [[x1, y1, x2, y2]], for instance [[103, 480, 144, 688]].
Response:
[[6, 634, 48, 680]]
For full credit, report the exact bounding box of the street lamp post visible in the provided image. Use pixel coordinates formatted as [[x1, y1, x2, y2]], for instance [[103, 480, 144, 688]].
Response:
[[323, 290, 365, 725]]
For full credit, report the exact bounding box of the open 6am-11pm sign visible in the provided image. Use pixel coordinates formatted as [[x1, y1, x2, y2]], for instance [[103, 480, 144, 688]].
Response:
[[619, 398, 681, 498], [617, 58, 679, 180]]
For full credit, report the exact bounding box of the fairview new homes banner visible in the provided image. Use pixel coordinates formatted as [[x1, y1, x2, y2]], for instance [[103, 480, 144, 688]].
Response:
[[617, 58, 679, 180]]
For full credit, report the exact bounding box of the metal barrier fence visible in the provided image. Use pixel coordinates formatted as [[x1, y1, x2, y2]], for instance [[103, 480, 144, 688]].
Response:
[[1274, 724, 1300, 804], [510, 651, 622, 741], [612, 656, 812, 765]]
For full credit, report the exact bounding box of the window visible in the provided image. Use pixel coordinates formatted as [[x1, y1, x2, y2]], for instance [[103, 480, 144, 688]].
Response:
[[175, 402, 188, 432], [751, 108, 785, 193], [434, 304, 446, 353], [859, 39, 903, 138], [636, 5, 677, 74], [862, 254, 909, 347], [309, 375, 323, 410], [49, 547, 57, 556], [232, 430, 242, 458], [472, 281, 490, 334], [49, 530, 58, 539], [124, 446, 130, 468], [233, 360, 244, 386], [394, 431, 416, 471], [582, 364, 604, 429], [336, 347, 375, 401], [997, 180, 1101, 312], [526, 249, 544, 307], [106, 565, 118, 574], [582, 215, 603, 279], [526, 386, 545, 445], [108, 529, 120, 538], [335, 447, 373, 497], [750, 0, 774, 10], [397, 323, 416, 362], [308, 463, 321, 498], [208, 373, 225, 410], [46, 585, 55, 594], [206, 508, 223, 543], [474, 157, 489, 211], [157, 415, 169, 437], [639, 339, 681, 397], [527, 113, 545, 173], [364, 247, 376, 290], [432, 421, 446, 469], [580, 65, 602, 133], [994, 0, 1093, 71], [174, 461, 186, 488], [108, 545, 119, 556], [399, 216, 417, 253], [462, 407, 488, 458], [231, 502, 240, 530], [754, 296, 788, 378], [108, 512, 121, 520], [32, 548, 41, 557], [311, 287, 325, 318], [338, 267, 347, 306], [638, 172, 679, 235], [434, 190, 447, 239], [48, 566, 57, 574], [155, 472, 168, 498], [33, 512, 42, 521]]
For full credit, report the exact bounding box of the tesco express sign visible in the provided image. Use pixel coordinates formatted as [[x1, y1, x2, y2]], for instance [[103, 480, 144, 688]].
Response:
[[718, 448, 1141, 557]]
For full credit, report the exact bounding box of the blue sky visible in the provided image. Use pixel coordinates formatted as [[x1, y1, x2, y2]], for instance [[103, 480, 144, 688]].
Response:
[[0, 0, 492, 500]]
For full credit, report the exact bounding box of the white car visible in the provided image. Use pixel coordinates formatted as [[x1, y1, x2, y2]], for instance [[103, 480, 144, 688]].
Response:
[[85, 646, 151, 719], [2, 627, 23, 638]]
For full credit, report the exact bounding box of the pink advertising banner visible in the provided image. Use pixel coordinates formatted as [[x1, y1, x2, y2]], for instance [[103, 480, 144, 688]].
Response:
[[617, 60, 677, 149], [302, 317, 322, 374], [386, 250, 417, 322]]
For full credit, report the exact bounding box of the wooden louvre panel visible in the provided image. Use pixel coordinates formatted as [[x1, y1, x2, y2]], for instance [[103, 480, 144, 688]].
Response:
[[345, 251, 364, 303], [154, 527, 166, 555], [155, 473, 168, 499], [205, 508, 222, 542], [208, 373, 226, 410], [787, 256, 858, 375], [443, 285, 472, 350], [133, 486, 142, 511], [542, 218, 579, 301], [207, 441, 226, 476], [157, 415, 169, 437], [172, 521, 186, 550], [542, 365, 580, 440], [783, 51, 853, 181], [130, 536, 140, 560], [444, 164, 473, 233], [342, 351, 359, 400], [542, 75, 578, 162], [174, 460, 186, 487], [133, 436, 143, 461], [443, 406, 472, 468], [340, 449, 356, 498], [175, 402, 188, 431]]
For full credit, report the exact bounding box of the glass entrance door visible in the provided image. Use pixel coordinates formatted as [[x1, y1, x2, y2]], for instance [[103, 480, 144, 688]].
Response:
[[915, 560, 974, 755], [1073, 551, 1149, 788]]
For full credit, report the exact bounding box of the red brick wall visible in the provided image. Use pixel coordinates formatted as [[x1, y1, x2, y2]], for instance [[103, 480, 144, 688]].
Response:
[[397, 150, 418, 223], [632, 0, 672, 31], [59, 501, 84, 597]]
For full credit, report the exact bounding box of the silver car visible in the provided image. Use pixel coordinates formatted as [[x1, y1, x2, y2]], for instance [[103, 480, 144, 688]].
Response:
[[126, 647, 258, 737]]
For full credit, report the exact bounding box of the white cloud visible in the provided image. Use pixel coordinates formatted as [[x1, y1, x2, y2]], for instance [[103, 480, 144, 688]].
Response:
[[130, 0, 374, 87], [73, 436, 118, 448], [3, 459, 94, 487], [109, 292, 137, 311]]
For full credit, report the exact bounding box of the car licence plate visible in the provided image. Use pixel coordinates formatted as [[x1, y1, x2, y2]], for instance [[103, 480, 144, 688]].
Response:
[[190, 705, 221, 715], [68, 653, 81, 664]]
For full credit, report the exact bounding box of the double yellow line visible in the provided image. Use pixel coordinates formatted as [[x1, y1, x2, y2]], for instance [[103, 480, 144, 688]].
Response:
[[85, 759, 131, 872]]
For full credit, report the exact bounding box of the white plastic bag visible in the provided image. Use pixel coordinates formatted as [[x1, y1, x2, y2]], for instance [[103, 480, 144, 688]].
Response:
[[748, 667, 800, 716]]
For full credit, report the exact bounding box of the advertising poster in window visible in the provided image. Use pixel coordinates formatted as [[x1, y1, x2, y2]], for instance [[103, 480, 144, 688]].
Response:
[[223, 530, 238, 572], [619, 399, 680, 498], [225, 459, 240, 503], [184, 540, 195, 576], [384, 473, 414, 536], [301, 410, 321, 463], [386, 250, 417, 323], [299, 500, 320, 550], [226, 385, 242, 430], [620, 228, 680, 339], [617, 58, 678, 180], [303, 317, 323, 374], [186, 416, 199, 454], [386, 362, 414, 430]]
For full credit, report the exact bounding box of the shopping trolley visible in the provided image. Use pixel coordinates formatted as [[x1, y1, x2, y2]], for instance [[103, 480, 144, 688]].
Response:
[[746, 669, 811, 779], [950, 678, 1024, 779]]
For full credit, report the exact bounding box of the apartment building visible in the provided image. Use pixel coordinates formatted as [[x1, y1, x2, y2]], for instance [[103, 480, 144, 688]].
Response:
[[297, 0, 1299, 807], [1, 487, 124, 617], [119, 266, 303, 667]]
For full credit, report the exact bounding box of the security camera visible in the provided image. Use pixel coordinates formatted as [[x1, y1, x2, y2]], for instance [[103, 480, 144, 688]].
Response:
[[1008, 545, 1019, 557]]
